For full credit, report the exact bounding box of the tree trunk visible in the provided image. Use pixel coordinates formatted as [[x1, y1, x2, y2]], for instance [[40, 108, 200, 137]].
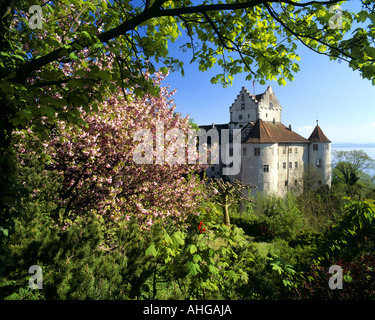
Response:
[[223, 203, 230, 227]]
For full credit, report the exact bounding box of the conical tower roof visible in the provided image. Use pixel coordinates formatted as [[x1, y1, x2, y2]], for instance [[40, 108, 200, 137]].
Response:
[[308, 124, 331, 143]]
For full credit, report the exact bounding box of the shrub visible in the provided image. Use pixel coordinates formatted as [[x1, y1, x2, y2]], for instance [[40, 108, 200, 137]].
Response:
[[292, 254, 375, 299]]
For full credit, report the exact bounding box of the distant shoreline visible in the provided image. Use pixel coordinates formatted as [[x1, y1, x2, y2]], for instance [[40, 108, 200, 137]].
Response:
[[332, 143, 375, 148]]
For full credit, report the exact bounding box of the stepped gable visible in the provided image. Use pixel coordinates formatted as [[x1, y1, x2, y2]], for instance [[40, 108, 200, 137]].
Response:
[[243, 119, 309, 144], [308, 125, 331, 143], [236, 86, 264, 104]]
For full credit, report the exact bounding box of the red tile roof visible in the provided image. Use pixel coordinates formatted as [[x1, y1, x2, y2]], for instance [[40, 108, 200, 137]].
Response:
[[308, 125, 331, 143], [242, 119, 310, 144]]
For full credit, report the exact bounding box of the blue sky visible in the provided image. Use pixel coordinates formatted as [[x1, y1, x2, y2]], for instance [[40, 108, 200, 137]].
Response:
[[161, 2, 375, 144]]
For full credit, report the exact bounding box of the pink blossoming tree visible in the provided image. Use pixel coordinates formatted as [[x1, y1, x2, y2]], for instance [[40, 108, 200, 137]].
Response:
[[17, 72, 207, 226]]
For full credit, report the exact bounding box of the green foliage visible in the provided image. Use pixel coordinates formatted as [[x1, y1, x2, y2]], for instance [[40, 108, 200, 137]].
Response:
[[2, 135, 375, 300], [232, 192, 306, 242], [293, 254, 375, 299], [139, 201, 255, 299], [1, 154, 256, 300], [321, 198, 375, 261], [208, 178, 253, 226], [332, 150, 375, 199], [2, 0, 375, 147]]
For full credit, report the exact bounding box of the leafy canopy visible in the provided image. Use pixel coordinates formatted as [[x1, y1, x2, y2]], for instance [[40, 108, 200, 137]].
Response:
[[1, 0, 375, 137]]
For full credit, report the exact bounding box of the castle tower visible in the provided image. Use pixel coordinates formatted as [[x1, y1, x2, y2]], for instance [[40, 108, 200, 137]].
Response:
[[256, 86, 282, 124], [308, 122, 332, 187], [229, 86, 282, 130]]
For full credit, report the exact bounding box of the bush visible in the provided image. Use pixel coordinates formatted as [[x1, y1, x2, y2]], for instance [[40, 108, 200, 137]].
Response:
[[292, 254, 375, 299], [236, 193, 306, 242]]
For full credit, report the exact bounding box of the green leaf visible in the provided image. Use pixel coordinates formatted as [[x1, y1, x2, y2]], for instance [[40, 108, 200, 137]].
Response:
[[0, 227, 8, 237], [192, 254, 202, 263], [69, 52, 79, 60], [145, 243, 158, 257], [187, 262, 201, 276], [172, 231, 184, 246], [40, 107, 56, 118], [227, 270, 239, 282], [18, 109, 33, 120], [208, 264, 219, 275], [189, 244, 197, 254], [162, 233, 173, 245]]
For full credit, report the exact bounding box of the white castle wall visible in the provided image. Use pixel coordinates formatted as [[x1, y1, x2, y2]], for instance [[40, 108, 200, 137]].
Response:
[[204, 86, 331, 197], [309, 142, 332, 186], [257, 86, 282, 123]]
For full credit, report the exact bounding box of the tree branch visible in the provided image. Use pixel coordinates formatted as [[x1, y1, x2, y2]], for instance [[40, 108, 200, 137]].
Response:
[[265, 2, 374, 66], [9, 0, 344, 84]]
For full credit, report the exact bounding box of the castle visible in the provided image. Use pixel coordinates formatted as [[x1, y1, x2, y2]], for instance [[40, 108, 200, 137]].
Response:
[[200, 86, 332, 197]]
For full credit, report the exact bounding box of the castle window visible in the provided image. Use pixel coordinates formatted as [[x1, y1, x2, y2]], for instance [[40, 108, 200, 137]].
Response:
[[324, 144, 329, 150], [241, 103, 245, 110], [270, 102, 273, 108], [229, 148, 233, 156], [239, 114, 243, 120], [283, 147, 286, 154], [241, 94, 244, 101], [295, 148, 298, 154], [313, 144, 318, 151], [317, 159, 322, 167], [248, 114, 250, 119], [289, 162, 292, 169], [288, 148, 292, 153], [285, 181, 288, 187], [295, 162, 298, 168], [243, 147, 247, 156], [254, 148, 260, 156], [294, 180, 298, 186], [263, 165, 269, 173], [266, 113, 268, 118], [283, 162, 286, 169]]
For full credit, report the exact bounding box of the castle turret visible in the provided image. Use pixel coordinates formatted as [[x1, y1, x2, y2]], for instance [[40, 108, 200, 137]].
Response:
[[256, 86, 282, 124], [229, 86, 282, 130], [308, 122, 332, 187]]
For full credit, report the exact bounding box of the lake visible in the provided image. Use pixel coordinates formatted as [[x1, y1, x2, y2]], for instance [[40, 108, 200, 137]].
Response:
[[331, 143, 375, 176]]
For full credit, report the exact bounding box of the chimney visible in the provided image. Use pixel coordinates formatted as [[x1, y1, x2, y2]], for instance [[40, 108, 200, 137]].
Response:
[[288, 124, 292, 131]]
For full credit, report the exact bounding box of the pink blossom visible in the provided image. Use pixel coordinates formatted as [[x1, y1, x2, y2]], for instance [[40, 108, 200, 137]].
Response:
[[14, 72, 207, 226]]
